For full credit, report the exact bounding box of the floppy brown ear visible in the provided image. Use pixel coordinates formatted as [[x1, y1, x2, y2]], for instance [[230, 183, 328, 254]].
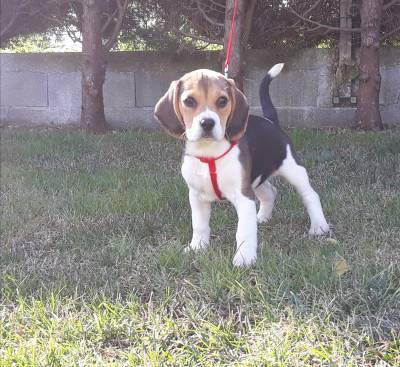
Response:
[[226, 80, 249, 141], [154, 80, 185, 139]]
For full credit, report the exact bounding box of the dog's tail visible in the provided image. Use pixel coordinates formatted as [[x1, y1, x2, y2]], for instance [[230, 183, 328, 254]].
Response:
[[259, 63, 284, 125]]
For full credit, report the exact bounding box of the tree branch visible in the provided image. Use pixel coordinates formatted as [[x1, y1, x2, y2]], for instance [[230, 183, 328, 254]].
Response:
[[177, 29, 223, 45], [196, 0, 224, 27], [208, 0, 226, 11], [381, 24, 400, 39], [101, 8, 119, 34], [243, 0, 256, 46], [302, 0, 324, 18], [384, 0, 400, 10], [65, 26, 82, 43], [0, 0, 32, 39], [288, 6, 361, 33], [103, 0, 129, 52]]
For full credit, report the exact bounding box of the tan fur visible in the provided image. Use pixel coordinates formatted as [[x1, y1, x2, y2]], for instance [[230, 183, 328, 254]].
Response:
[[154, 69, 249, 141], [154, 80, 185, 138], [177, 70, 232, 131]]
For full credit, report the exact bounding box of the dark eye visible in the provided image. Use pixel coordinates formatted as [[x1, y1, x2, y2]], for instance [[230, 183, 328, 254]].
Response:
[[183, 96, 197, 108], [216, 96, 228, 108]]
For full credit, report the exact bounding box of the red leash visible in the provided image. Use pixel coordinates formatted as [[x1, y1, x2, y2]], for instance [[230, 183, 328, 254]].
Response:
[[196, 1, 239, 199], [196, 140, 238, 200], [224, 0, 238, 77]]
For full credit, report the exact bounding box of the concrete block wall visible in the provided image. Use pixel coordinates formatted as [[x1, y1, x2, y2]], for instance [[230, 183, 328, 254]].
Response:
[[1, 49, 399, 128]]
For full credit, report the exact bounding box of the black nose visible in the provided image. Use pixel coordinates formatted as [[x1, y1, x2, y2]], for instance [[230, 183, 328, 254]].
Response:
[[200, 118, 215, 131]]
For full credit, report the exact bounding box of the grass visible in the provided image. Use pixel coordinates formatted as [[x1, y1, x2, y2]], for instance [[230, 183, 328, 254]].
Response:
[[1, 126, 399, 366]]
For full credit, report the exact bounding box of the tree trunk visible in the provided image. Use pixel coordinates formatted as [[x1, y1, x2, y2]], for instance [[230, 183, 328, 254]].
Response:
[[354, 0, 384, 130], [223, 0, 255, 91], [81, 0, 108, 133]]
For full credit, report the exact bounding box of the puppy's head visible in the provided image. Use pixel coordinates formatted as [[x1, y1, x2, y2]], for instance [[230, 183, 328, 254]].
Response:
[[154, 69, 249, 142]]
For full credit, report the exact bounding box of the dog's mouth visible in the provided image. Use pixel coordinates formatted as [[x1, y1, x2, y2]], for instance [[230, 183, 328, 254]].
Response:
[[200, 132, 216, 140], [186, 131, 218, 142]]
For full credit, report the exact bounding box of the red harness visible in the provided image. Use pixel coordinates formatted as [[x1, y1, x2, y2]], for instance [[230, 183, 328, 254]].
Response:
[[192, 0, 238, 200], [195, 141, 238, 200]]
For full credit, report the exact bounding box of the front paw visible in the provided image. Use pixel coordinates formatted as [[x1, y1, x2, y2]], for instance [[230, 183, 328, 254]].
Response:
[[184, 238, 209, 253], [257, 211, 272, 223], [232, 250, 257, 267], [309, 221, 330, 236]]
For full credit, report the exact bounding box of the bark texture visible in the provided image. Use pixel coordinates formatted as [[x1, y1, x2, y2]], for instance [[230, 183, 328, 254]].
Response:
[[223, 0, 256, 91], [81, 0, 108, 133], [354, 0, 384, 130]]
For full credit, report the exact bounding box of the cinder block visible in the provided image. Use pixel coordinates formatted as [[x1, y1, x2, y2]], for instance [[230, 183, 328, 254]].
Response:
[[0, 106, 9, 123], [381, 48, 400, 67], [0, 71, 48, 107], [317, 66, 335, 107], [250, 106, 355, 128], [245, 69, 320, 107], [135, 71, 181, 107], [49, 71, 136, 110], [48, 72, 81, 108], [381, 104, 400, 125], [315, 107, 355, 127], [105, 107, 158, 128], [104, 72, 135, 108], [275, 107, 318, 127], [6, 107, 51, 124], [380, 67, 400, 105], [48, 107, 81, 124], [1, 49, 399, 128], [0, 53, 81, 73]]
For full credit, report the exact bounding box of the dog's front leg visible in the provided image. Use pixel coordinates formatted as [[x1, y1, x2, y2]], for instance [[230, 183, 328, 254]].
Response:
[[186, 189, 211, 252], [232, 195, 258, 267]]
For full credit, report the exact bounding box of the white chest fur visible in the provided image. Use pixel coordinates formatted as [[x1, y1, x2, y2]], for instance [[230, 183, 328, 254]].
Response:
[[181, 144, 243, 202], [181, 139, 258, 267]]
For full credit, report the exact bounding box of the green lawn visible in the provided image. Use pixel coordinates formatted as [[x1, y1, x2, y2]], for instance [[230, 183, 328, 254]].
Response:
[[1, 127, 399, 366]]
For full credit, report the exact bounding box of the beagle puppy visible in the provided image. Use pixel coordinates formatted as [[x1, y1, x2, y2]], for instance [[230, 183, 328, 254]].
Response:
[[154, 64, 330, 267]]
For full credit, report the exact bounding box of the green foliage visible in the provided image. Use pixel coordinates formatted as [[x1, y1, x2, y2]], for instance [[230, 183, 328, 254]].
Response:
[[2, 35, 46, 53], [2, 1, 399, 52], [0, 33, 80, 53], [384, 38, 400, 47]]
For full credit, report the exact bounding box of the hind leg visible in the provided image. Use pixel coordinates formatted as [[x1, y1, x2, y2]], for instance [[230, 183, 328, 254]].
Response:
[[254, 180, 277, 223], [277, 146, 330, 235]]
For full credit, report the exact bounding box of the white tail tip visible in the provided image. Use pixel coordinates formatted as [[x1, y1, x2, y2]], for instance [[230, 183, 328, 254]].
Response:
[[268, 63, 284, 79]]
